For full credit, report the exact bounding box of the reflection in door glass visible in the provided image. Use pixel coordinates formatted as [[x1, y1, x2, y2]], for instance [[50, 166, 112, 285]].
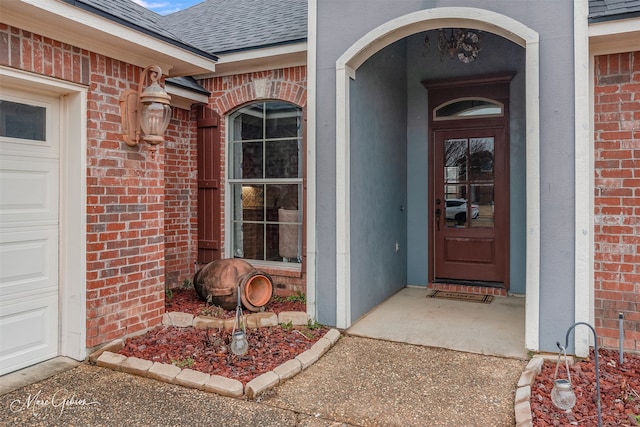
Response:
[[444, 139, 467, 183], [469, 138, 494, 181], [443, 137, 495, 228], [470, 184, 494, 228]]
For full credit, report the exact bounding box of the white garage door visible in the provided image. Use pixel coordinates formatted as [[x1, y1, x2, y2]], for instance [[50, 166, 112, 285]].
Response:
[[0, 89, 60, 375]]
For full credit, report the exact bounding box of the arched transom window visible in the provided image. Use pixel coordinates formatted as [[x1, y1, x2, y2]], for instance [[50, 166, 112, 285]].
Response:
[[434, 97, 503, 120]]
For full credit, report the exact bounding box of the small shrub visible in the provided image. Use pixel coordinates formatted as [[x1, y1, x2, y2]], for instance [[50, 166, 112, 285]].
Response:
[[165, 288, 173, 303], [307, 319, 322, 330], [171, 356, 194, 368], [286, 291, 306, 304], [281, 321, 293, 331]]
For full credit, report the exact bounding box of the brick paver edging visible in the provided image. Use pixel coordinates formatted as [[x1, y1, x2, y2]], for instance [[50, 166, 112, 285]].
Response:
[[514, 355, 574, 427], [90, 311, 341, 399]]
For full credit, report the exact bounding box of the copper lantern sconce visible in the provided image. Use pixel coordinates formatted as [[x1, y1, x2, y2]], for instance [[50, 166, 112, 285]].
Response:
[[119, 65, 172, 153]]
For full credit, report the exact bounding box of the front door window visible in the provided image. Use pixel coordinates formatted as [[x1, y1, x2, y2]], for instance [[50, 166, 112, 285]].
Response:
[[444, 137, 495, 228]]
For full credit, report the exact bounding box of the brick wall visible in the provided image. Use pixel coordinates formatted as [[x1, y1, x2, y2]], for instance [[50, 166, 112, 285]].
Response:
[[1, 25, 167, 349], [164, 107, 198, 288], [198, 67, 308, 296], [594, 51, 640, 352]]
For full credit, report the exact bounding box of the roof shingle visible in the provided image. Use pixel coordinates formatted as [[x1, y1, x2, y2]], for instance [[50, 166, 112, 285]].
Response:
[[160, 0, 307, 54], [589, 0, 640, 21]]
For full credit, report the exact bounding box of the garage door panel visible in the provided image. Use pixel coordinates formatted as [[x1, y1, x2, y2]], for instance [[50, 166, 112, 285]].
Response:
[[0, 157, 58, 225], [0, 294, 58, 375], [0, 228, 58, 299]]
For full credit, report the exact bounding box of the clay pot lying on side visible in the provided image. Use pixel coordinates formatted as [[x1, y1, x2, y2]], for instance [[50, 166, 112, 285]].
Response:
[[193, 258, 274, 312]]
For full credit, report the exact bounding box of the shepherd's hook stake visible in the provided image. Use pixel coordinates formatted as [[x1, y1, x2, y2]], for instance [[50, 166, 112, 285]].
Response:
[[556, 322, 601, 427]]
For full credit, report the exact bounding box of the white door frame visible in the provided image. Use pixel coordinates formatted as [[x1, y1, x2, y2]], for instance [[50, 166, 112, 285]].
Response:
[[1, 66, 87, 362], [334, 8, 542, 351]]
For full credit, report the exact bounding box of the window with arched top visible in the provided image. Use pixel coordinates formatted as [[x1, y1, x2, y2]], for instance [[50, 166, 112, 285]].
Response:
[[228, 101, 304, 266], [434, 97, 503, 121]]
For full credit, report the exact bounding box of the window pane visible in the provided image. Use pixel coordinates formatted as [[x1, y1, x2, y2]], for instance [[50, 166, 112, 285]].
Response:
[[0, 100, 46, 141], [266, 184, 299, 210], [265, 140, 301, 179], [470, 184, 494, 228], [241, 222, 264, 260], [236, 104, 263, 141], [233, 141, 263, 179], [265, 102, 300, 138], [239, 184, 264, 220], [435, 99, 502, 120], [469, 138, 494, 181], [277, 209, 301, 263], [445, 138, 467, 183]]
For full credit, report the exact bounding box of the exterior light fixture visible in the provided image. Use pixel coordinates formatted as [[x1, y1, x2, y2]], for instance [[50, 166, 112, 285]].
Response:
[[436, 29, 481, 63], [551, 346, 577, 410], [230, 286, 248, 356], [119, 65, 172, 152], [552, 322, 602, 427]]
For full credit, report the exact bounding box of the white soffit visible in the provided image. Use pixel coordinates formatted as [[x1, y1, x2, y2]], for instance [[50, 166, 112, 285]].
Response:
[[589, 17, 640, 55], [197, 43, 307, 78], [1, 0, 217, 76], [165, 84, 209, 110]]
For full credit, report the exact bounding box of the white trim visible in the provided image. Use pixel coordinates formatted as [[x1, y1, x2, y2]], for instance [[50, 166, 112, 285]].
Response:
[[306, 0, 318, 320], [524, 40, 541, 352], [165, 85, 209, 110], [198, 43, 307, 78], [335, 64, 353, 329], [0, 66, 87, 361], [589, 16, 640, 56], [334, 7, 541, 349], [574, 0, 592, 358]]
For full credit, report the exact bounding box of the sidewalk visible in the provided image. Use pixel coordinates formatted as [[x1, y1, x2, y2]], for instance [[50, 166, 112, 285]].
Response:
[[1, 336, 526, 426]]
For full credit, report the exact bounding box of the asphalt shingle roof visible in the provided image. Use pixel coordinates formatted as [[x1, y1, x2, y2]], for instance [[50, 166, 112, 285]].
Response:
[[62, 0, 217, 60], [64, 0, 181, 43], [160, 0, 307, 54], [589, 0, 640, 21]]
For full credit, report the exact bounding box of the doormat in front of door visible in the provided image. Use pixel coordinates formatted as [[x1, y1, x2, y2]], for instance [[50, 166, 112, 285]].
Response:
[[427, 290, 493, 304]]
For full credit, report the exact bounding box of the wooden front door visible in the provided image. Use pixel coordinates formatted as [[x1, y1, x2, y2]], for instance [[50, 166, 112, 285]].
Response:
[[433, 126, 507, 285], [424, 74, 512, 289]]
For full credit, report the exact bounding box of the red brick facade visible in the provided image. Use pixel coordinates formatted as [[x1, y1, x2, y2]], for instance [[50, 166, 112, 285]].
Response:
[[84, 58, 169, 348], [2, 22, 308, 353], [1, 25, 168, 349], [164, 108, 198, 288], [197, 67, 308, 296], [594, 51, 640, 352]]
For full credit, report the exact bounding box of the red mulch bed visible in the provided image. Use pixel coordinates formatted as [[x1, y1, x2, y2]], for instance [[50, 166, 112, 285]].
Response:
[[165, 287, 306, 317], [531, 348, 640, 426], [119, 287, 325, 386]]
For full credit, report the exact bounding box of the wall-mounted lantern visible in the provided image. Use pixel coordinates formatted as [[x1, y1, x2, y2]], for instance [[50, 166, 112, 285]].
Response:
[[119, 65, 172, 153]]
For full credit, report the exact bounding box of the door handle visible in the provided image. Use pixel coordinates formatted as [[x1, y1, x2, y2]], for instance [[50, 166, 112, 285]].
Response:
[[435, 207, 442, 231]]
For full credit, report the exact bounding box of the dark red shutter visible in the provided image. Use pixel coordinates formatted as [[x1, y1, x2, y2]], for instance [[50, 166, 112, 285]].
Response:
[[197, 106, 221, 264]]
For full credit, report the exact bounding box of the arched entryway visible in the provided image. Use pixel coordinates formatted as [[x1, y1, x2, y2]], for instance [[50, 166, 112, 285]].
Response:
[[334, 7, 541, 352]]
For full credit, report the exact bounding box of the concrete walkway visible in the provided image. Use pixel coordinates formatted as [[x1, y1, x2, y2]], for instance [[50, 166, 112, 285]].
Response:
[[347, 286, 527, 359], [1, 336, 526, 427]]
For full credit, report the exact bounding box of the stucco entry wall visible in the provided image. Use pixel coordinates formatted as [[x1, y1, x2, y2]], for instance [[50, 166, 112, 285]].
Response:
[[317, 1, 578, 353]]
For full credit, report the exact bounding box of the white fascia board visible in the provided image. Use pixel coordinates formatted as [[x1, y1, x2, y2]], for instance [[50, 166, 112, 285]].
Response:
[[195, 42, 307, 78], [589, 17, 640, 55], [3, 0, 216, 76], [166, 85, 209, 110]]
